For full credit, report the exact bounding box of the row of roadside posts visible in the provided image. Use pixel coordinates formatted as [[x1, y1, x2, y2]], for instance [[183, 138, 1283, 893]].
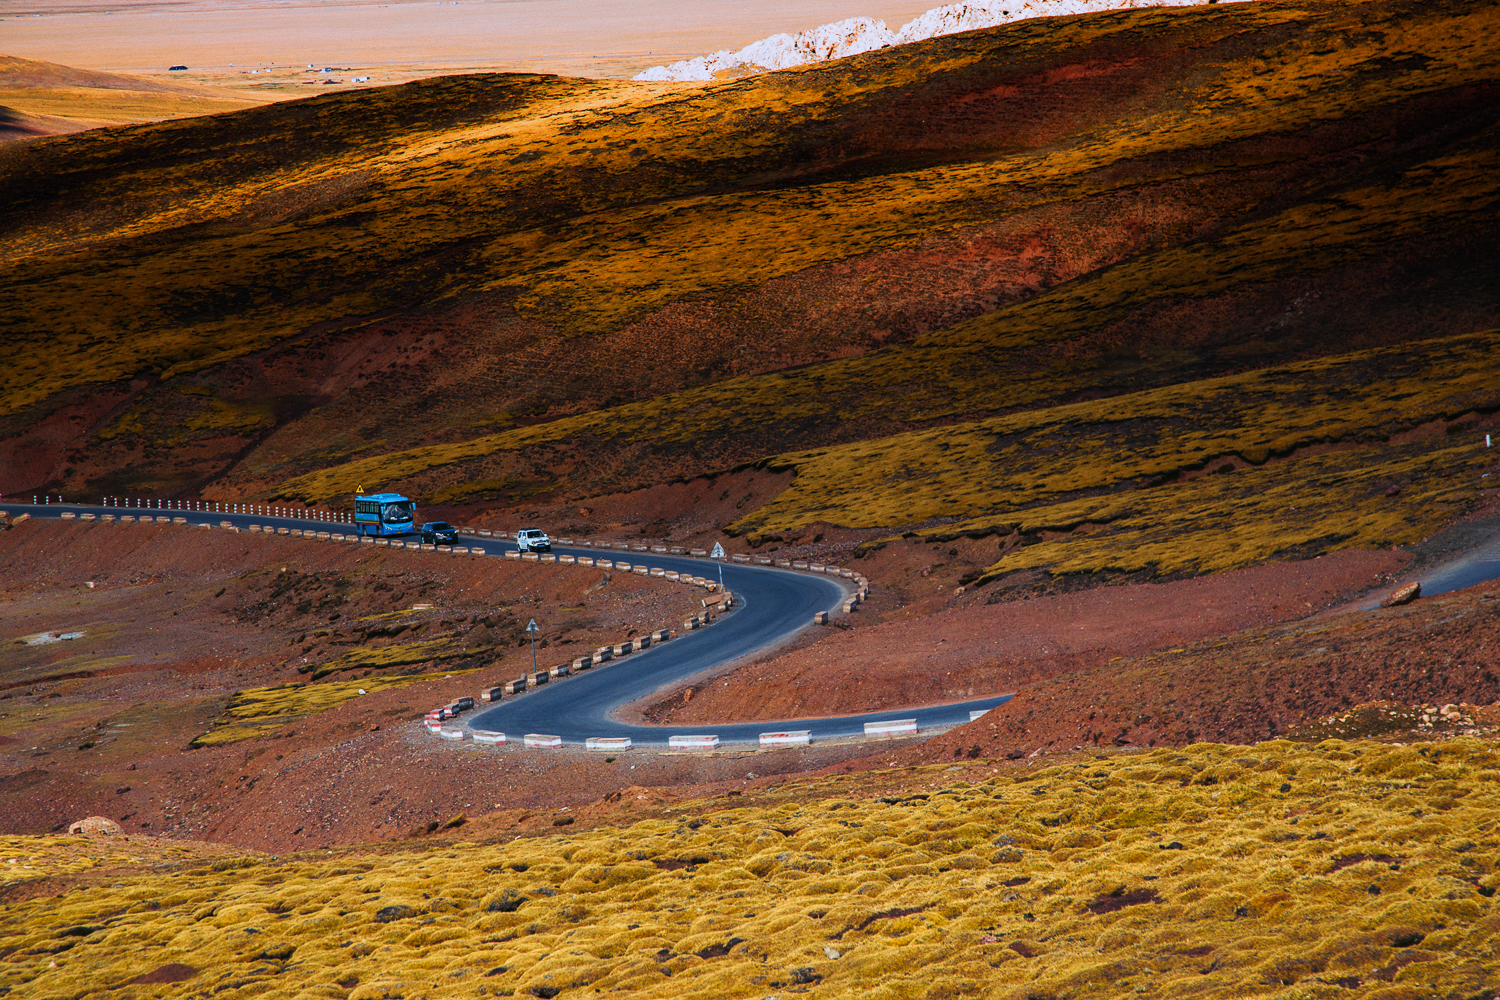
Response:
[[518, 545, 724, 675]]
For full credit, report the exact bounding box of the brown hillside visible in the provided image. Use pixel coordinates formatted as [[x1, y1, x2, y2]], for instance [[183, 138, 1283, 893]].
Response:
[[3, 0, 1497, 535]]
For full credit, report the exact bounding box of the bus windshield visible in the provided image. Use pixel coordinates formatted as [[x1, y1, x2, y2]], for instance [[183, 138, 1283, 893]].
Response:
[[382, 502, 413, 523]]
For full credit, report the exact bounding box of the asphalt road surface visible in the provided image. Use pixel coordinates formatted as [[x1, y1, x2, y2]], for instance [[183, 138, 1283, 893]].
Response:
[[10, 502, 1012, 745]]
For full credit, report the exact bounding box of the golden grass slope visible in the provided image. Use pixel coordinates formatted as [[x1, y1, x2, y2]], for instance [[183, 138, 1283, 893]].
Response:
[[276, 94, 1500, 508], [4, 0, 1499, 426], [4, 738, 1497, 999]]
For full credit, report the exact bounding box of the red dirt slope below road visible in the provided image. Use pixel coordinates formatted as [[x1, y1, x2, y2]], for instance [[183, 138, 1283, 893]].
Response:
[[891, 578, 1500, 764], [639, 549, 1411, 723]]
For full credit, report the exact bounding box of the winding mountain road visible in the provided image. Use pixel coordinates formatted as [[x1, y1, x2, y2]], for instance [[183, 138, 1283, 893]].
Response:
[[11, 503, 1011, 746]]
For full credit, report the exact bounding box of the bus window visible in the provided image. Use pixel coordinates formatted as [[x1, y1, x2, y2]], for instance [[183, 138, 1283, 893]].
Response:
[[382, 502, 413, 523]]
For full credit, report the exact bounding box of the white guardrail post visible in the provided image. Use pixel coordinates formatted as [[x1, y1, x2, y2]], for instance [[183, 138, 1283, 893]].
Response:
[[759, 730, 811, 747], [863, 719, 918, 737], [668, 735, 720, 750]]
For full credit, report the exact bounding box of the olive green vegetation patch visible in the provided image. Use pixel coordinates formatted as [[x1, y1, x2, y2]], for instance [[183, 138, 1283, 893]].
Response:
[[308, 637, 488, 681], [6, 739, 1498, 999], [191, 669, 475, 747], [689, 329, 1498, 581]]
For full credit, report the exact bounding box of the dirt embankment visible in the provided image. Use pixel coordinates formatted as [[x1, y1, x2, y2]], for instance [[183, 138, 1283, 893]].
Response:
[[638, 548, 1412, 724], [870, 579, 1500, 767]]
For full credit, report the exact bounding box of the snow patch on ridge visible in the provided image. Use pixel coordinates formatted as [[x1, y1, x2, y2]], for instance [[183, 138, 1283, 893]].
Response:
[[634, 0, 1252, 82]]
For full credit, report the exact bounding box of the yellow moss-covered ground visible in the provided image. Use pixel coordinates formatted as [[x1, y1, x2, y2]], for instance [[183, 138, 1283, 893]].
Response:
[[192, 669, 476, 747], [5, 739, 1496, 999]]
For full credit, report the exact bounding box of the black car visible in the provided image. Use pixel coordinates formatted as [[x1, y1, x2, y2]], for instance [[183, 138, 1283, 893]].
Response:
[[421, 521, 458, 544]]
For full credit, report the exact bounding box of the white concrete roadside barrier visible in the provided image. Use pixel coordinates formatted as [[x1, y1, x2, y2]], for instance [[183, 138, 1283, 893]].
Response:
[[524, 733, 562, 748], [690, 548, 707, 556], [549, 663, 570, 679], [577, 556, 594, 567], [594, 646, 613, 662], [683, 617, 700, 630], [616, 561, 632, 572], [760, 730, 812, 747], [732, 553, 750, 563], [61, 511, 76, 520], [438, 727, 466, 741], [571, 655, 593, 670], [650, 567, 665, 577], [559, 554, 575, 564], [530, 670, 549, 686], [540, 553, 557, 563], [651, 545, 668, 553], [452, 546, 469, 555], [424, 720, 443, 733], [664, 571, 680, 581], [505, 550, 521, 560], [479, 686, 504, 702], [472, 730, 506, 744], [755, 556, 772, 565], [596, 559, 613, 569], [503, 678, 527, 695], [969, 709, 991, 722], [634, 565, 648, 576], [669, 734, 719, 749], [361, 536, 375, 545], [864, 719, 918, 737], [586, 737, 632, 752], [793, 561, 809, 569], [635, 635, 651, 650], [814, 612, 829, 624], [613, 640, 634, 656], [521, 551, 539, 562], [318, 531, 332, 540], [652, 628, 672, 642]]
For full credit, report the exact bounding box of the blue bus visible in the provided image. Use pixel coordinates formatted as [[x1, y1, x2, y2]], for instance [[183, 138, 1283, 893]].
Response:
[[354, 491, 415, 537]]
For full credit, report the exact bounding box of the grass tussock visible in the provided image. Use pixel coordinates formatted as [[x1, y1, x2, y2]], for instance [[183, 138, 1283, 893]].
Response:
[[3, 739, 1497, 999]]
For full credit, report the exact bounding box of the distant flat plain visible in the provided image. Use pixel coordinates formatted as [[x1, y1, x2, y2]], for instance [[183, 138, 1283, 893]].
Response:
[[0, 0, 943, 89]]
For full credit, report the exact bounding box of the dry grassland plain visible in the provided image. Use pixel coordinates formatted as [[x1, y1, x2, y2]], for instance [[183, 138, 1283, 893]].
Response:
[[4, 739, 1498, 1000]]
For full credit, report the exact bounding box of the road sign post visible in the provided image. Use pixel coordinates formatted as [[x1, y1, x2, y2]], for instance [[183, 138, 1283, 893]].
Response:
[[526, 618, 539, 675], [710, 542, 725, 591]]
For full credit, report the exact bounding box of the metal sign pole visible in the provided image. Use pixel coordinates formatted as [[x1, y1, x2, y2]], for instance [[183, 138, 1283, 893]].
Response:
[[711, 542, 725, 591], [527, 619, 539, 675]]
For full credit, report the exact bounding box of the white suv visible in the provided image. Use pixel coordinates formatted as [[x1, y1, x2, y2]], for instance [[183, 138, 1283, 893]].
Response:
[[515, 528, 552, 553]]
